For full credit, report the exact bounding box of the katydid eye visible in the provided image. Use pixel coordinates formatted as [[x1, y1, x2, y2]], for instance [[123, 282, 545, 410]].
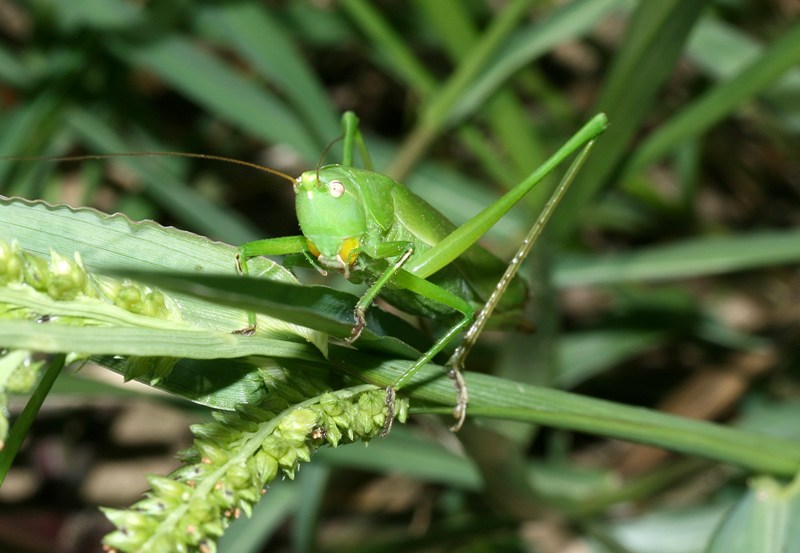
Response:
[[329, 180, 345, 198]]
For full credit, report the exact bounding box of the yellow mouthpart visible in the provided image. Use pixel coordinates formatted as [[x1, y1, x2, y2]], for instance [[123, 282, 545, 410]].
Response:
[[339, 237, 360, 266], [306, 237, 360, 267]]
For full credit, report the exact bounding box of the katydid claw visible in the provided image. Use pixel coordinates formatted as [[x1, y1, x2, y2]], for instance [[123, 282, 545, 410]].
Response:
[[448, 368, 468, 432], [346, 308, 366, 343], [233, 325, 256, 336]]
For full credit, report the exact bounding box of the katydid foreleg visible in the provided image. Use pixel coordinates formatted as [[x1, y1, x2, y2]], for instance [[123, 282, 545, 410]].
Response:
[[235, 235, 313, 333], [381, 268, 475, 434]]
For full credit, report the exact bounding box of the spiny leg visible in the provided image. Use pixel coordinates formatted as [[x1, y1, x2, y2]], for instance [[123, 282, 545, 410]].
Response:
[[380, 386, 397, 437], [347, 248, 414, 342], [444, 244, 531, 430], [347, 241, 414, 342], [444, 225, 542, 430], [445, 138, 598, 431]]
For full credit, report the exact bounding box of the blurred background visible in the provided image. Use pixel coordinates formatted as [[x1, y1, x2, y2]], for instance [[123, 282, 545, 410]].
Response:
[[1, 1, 800, 552]]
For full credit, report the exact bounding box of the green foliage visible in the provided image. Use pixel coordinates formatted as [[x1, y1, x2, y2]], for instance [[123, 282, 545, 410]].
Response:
[[1, 1, 800, 552]]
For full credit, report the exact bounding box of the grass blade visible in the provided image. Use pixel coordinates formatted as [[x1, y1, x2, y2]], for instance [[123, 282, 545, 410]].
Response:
[[110, 35, 321, 161], [553, 0, 709, 237], [555, 229, 800, 286], [0, 355, 64, 484], [338, 349, 800, 478], [624, 20, 800, 177]]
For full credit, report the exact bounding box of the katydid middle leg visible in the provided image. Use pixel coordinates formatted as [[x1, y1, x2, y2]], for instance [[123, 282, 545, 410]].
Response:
[[380, 268, 475, 434], [347, 241, 415, 342]]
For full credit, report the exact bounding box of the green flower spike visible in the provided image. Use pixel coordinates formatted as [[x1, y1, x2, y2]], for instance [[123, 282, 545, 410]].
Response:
[[0, 240, 22, 285], [102, 385, 408, 553]]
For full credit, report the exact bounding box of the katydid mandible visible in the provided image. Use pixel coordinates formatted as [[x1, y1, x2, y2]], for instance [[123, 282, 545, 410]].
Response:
[[238, 112, 608, 431]]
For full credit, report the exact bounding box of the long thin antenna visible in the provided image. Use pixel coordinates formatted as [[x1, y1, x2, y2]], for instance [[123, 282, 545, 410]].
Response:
[[316, 137, 342, 183], [0, 151, 297, 184]]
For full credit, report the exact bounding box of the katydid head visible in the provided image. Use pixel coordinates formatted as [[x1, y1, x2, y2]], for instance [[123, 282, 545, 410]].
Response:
[[295, 165, 367, 276]]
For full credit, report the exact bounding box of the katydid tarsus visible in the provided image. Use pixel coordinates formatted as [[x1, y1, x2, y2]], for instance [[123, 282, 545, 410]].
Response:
[[2, 112, 608, 432]]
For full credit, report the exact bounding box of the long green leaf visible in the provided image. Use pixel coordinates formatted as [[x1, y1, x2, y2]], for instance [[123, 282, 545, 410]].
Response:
[[0, 355, 64, 483], [333, 349, 800, 478], [555, 229, 800, 286], [193, 2, 340, 146], [109, 35, 320, 161], [110, 271, 426, 360], [0, 321, 317, 361], [449, 0, 633, 124]]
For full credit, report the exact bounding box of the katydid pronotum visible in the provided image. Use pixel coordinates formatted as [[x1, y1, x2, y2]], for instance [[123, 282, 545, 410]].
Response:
[[238, 112, 608, 431], [3, 112, 607, 432]]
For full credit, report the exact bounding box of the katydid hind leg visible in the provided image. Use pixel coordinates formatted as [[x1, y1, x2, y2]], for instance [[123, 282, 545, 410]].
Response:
[[402, 114, 608, 281], [445, 138, 600, 431]]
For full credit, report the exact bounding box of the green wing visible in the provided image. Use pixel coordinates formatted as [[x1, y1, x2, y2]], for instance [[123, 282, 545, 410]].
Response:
[[389, 184, 528, 312]]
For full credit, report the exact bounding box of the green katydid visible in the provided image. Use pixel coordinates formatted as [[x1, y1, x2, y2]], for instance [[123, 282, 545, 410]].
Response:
[[237, 112, 608, 431]]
